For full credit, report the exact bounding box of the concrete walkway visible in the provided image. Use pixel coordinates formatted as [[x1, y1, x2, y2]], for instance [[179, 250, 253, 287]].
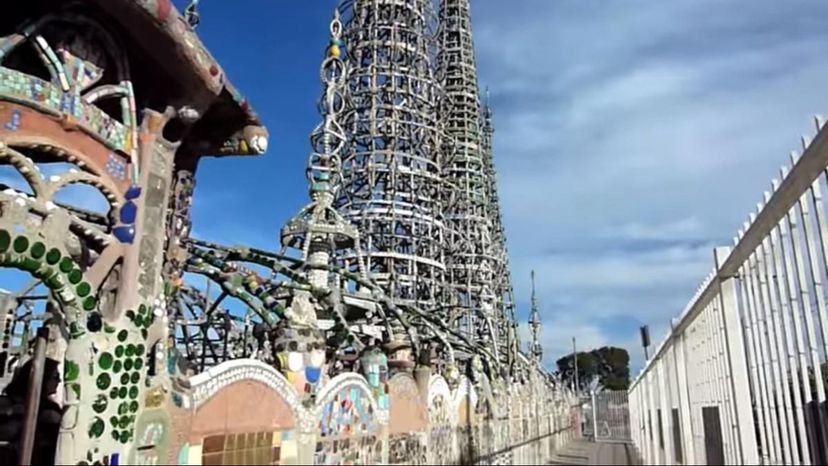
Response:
[[549, 441, 640, 465]]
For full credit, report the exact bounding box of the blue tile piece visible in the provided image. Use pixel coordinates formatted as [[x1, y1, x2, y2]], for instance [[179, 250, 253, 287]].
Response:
[[306, 366, 321, 384], [125, 185, 142, 200], [4, 110, 20, 131], [119, 201, 137, 224], [113, 226, 135, 244]]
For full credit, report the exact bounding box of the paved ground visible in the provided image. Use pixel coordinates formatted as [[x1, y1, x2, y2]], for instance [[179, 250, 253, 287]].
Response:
[[549, 440, 640, 465]]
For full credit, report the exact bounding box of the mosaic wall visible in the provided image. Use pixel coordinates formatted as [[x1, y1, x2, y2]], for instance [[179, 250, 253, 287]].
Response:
[[151, 362, 578, 466], [201, 432, 285, 466], [388, 433, 428, 465], [0, 67, 131, 153]]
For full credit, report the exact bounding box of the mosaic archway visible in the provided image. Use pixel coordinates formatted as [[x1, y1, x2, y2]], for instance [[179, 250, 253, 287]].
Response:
[[313, 373, 386, 465], [427, 375, 455, 465], [0, 138, 145, 465], [452, 376, 477, 464], [184, 360, 301, 466]]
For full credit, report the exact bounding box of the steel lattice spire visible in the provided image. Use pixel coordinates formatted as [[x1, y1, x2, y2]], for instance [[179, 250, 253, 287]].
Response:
[[336, 0, 446, 310], [437, 0, 522, 370], [437, 0, 501, 358], [481, 91, 520, 365], [529, 270, 542, 364]]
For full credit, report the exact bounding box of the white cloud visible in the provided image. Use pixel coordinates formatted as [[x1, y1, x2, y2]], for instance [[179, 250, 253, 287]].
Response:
[[473, 0, 828, 368]]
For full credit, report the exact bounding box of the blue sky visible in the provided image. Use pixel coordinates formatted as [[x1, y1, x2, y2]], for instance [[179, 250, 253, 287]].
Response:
[[175, 0, 828, 367], [176, 0, 828, 374], [6, 0, 828, 375]]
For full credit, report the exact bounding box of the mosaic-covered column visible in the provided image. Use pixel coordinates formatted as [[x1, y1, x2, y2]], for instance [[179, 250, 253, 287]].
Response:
[[54, 107, 178, 465]]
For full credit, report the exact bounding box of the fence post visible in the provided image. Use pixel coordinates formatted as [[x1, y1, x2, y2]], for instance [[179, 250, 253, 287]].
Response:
[[672, 332, 696, 464], [714, 246, 760, 465], [657, 360, 675, 464], [592, 392, 598, 441], [647, 374, 659, 464], [19, 327, 49, 466]]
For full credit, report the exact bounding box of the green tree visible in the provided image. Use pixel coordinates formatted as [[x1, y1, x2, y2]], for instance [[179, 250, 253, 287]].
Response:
[[556, 346, 631, 391]]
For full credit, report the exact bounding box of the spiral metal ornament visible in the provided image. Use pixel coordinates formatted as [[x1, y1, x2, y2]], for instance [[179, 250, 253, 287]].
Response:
[[307, 11, 347, 197]]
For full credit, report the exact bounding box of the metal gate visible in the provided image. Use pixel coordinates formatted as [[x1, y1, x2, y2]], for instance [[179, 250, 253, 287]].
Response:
[[583, 391, 632, 443]]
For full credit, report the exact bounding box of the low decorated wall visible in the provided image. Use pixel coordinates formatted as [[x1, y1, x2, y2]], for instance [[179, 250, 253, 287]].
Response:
[[161, 359, 578, 465]]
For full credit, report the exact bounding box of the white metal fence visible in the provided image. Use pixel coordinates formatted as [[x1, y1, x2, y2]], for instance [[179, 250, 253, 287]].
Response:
[[629, 116, 828, 465], [583, 391, 632, 443]]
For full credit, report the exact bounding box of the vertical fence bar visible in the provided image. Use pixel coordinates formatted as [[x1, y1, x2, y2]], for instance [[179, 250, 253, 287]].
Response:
[[800, 174, 828, 463], [658, 359, 675, 464], [709, 300, 737, 464], [758, 238, 793, 464], [737, 263, 771, 464], [769, 201, 812, 465], [780, 197, 820, 464], [758, 231, 796, 464], [639, 381, 650, 464], [717, 246, 761, 465], [746, 254, 781, 461], [689, 324, 704, 463], [648, 373, 659, 464], [788, 193, 828, 461], [674, 332, 696, 464]]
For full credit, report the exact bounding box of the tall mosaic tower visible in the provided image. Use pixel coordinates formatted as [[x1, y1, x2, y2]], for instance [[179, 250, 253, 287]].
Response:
[[337, 0, 446, 310], [437, 0, 517, 363]]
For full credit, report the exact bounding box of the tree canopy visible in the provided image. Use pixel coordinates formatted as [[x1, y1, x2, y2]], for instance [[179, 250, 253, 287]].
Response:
[[556, 346, 631, 391]]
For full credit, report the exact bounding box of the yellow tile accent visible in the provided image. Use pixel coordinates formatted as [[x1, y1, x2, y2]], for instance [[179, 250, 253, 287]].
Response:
[[281, 439, 297, 462], [187, 444, 203, 465]]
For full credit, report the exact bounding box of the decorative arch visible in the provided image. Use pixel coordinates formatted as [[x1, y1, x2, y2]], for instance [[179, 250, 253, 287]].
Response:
[[3, 142, 124, 210], [0, 144, 121, 270], [189, 358, 301, 411], [0, 228, 89, 318], [0, 206, 139, 466], [0, 8, 140, 171], [388, 373, 427, 434], [451, 375, 477, 426], [187, 360, 300, 466], [314, 372, 384, 465], [0, 236, 93, 463], [427, 374, 451, 411], [427, 374, 456, 465]]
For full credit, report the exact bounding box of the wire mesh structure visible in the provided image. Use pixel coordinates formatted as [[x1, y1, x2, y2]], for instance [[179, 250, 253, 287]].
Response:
[[336, 0, 447, 311], [481, 95, 521, 365], [437, 0, 497, 349]]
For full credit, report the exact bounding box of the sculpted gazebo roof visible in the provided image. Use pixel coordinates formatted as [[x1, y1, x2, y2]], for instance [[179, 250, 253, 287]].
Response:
[[87, 0, 269, 157]]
